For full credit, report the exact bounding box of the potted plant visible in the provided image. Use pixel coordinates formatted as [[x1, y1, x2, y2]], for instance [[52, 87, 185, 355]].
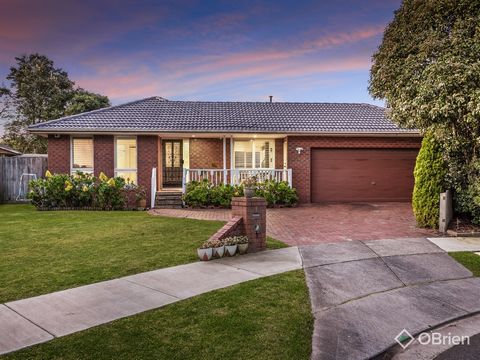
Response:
[[242, 176, 257, 198], [197, 240, 213, 261], [211, 238, 225, 258], [223, 236, 238, 257], [136, 186, 147, 209], [236, 236, 249, 255]]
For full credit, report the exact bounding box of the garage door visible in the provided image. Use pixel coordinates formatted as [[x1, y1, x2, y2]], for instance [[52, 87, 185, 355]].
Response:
[[311, 148, 418, 202]]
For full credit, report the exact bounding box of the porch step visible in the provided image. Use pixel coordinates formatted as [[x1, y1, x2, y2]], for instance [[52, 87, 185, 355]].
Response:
[[155, 191, 183, 209]]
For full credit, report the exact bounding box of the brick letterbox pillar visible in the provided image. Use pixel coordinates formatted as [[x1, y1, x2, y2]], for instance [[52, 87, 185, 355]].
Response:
[[231, 197, 267, 252]]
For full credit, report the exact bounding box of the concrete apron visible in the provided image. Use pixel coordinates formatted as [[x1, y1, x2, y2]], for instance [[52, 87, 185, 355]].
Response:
[[300, 238, 480, 360], [0, 247, 302, 355]]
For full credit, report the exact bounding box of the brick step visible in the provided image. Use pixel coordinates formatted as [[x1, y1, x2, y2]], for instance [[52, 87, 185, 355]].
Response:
[[155, 192, 182, 198], [155, 193, 182, 199], [156, 199, 183, 205], [155, 204, 184, 209], [155, 191, 184, 209]]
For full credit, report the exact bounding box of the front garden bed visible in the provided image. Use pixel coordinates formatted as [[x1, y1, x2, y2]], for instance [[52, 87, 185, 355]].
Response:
[[183, 179, 298, 208], [28, 171, 147, 211], [447, 216, 480, 237]]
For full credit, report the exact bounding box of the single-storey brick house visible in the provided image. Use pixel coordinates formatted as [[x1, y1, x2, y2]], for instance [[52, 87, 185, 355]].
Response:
[[29, 96, 421, 207]]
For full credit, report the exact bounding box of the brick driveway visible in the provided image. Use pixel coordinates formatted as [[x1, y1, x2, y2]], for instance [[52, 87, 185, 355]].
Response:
[[150, 202, 434, 246]]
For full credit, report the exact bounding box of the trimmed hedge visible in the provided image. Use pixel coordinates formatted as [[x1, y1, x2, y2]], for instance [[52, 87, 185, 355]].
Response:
[[412, 133, 446, 228], [183, 179, 298, 208]]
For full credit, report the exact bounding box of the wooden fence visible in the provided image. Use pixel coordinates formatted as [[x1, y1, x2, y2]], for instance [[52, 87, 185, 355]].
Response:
[[0, 155, 48, 203]]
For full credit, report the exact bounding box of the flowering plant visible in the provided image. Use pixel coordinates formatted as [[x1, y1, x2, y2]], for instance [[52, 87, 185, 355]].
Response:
[[200, 238, 219, 249], [242, 176, 257, 188], [222, 236, 239, 246]]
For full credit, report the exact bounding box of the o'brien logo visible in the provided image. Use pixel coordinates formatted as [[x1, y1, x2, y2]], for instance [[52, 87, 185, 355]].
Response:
[[395, 329, 414, 349], [394, 329, 470, 350]]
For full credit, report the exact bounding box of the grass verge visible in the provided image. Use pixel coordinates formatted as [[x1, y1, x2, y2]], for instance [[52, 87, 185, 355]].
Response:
[[449, 251, 480, 277], [3, 270, 312, 360]]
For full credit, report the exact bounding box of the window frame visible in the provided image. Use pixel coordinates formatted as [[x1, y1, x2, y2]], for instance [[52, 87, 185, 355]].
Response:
[[70, 136, 94, 174], [114, 136, 138, 183], [233, 139, 275, 169]]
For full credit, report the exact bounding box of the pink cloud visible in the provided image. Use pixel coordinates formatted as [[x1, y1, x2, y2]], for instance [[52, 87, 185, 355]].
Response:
[[156, 25, 383, 80]]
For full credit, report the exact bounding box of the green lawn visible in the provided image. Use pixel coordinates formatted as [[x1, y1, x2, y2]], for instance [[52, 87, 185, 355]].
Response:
[[0, 205, 287, 303], [449, 251, 480, 277], [3, 270, 312, 360]]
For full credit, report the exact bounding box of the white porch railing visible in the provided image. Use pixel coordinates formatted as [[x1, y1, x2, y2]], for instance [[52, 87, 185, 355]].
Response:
[[182, 168, 292, 193]]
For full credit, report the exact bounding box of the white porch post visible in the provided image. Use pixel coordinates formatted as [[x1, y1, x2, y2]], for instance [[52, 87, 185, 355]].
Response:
[[251, 139, 256, 168], [230, 137, 234, 185], [283, 137, 288, 182], [223, 137, 227, 184]]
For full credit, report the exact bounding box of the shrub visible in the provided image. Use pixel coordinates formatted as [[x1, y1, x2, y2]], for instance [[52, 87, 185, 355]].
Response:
[[183, 180, 211, 207], [97, 176, 126, 210], [28, 171, 144, 210], [183, 179, 297, 208], [412, 133, 446, 228], [453, 160, 480, 224], [455, 180, 480, 225], [255, 180, 298, 207]]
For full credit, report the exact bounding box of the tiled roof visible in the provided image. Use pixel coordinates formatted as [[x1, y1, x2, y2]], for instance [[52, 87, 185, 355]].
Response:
[[29, 96, 416, 134], [0, 144, 22, 155]]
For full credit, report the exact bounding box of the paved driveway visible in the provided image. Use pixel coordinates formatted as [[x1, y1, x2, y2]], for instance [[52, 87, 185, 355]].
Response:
[[151, 202, 433, 245], [300, 238, 480, 359], [267, 202, 433, 245]]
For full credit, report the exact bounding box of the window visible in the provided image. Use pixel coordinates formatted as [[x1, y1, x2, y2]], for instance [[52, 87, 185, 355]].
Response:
[[115, 137, 137, 184], [234, 141, 252, 169], [234, 140, 274, 169], [71, 137, 93, 174]]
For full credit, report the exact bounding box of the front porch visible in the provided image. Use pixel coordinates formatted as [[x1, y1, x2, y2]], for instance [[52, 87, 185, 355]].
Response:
[[150, 134, 292, 208], [152, 134, 291, 191]]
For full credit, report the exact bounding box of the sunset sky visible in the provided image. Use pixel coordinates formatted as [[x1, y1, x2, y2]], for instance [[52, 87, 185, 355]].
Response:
[[0, 0, 401, 115]]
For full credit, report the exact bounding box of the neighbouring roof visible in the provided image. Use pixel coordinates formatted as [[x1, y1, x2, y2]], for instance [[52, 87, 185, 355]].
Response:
[[0, 144, 22, 156], [28, 96, 417, 135]]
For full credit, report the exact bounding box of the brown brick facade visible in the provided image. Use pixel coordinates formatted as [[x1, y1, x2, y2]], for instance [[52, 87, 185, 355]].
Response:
[[189, 138, 226, 169], [93, 135, 114, 177], [47, 135, 70, 174], [287, 136, 422, 203], [47, 133, 420, 206], [275, 138, 284, 169], [137, 135, 159, 205]]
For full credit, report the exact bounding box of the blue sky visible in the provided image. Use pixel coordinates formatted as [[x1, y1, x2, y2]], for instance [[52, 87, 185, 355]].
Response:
[[0, 0, 402, 133]]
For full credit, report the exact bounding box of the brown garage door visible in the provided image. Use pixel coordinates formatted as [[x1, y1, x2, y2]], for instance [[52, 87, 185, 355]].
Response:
[[311, 148, 418, 202]]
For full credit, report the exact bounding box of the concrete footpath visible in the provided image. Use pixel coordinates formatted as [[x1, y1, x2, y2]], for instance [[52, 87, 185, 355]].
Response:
[[2, 237, 480, 358], [0, 247, 302, 355], [301, 238, 480, 360]]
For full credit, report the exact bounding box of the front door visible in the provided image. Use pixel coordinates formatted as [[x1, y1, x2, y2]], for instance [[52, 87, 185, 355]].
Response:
[[163, 140, 183, 188]]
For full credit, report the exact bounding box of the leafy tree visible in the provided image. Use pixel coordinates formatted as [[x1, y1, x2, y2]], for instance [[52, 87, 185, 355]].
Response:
[[369, 0, 480, 222], [65, 89, 110, 116], [412, 133, 446, 227], [0, 87, 12, 118], [7, 54, 74, 125], [2, 54, 110, 153]]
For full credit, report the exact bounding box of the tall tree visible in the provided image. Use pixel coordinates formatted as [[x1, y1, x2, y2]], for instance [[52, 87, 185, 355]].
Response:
[[369, 0, 480, 219], [0, 87, 12, 118], [65, 89, 110, 116], [2, 54, 110, 153]]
